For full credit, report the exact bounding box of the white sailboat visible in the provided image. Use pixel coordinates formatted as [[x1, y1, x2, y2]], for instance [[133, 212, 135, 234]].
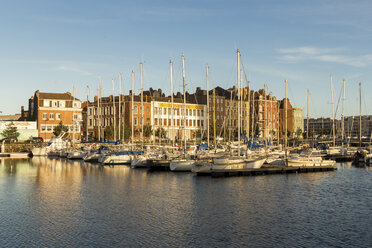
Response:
[[170, 55, 195, 172]]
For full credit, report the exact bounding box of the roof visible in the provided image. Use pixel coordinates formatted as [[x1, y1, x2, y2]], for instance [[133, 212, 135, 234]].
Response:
[[0, 114, 21, 121], [38, 92, 80, 101]]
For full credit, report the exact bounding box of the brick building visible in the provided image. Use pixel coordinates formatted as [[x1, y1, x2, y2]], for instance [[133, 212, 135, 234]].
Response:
[[27, 90, 82, 141]]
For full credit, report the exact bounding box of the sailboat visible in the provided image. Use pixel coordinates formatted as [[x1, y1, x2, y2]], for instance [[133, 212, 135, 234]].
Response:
[[170, 55, 196, 172], [192, 50, 266, 173]]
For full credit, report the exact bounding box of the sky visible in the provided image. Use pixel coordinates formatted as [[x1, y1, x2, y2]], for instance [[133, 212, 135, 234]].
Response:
[[0, 0, 371, 118]]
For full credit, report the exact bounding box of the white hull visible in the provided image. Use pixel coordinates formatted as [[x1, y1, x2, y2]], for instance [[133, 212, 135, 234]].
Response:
[[101, 154, 132, 165], [67, 151, 87, 159], [31, 147, 49, 156], [170, 159, 195, 172], [192, 157, 266, 173]]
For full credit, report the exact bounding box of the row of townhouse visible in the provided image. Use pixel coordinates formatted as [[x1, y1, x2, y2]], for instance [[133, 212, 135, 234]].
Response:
[[19, 86, 304, 142], [305, 115, 372, 139]]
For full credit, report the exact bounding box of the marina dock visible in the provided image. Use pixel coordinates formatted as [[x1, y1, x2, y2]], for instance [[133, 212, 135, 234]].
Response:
[[197, 165, 337, 177]]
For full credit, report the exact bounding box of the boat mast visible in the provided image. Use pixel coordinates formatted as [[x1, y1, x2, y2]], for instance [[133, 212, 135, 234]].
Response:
[[98, 77, 101, 142], [86, 86, 89, 142], [170, 60, 174, 147], [341, 79, 345, 147], [284, 79, 288, 150], [112, 79, 116, 141], [229, 89, 232, 144], [237, 49, 241, 157], [330, 75, 335, 147], [307, 89, 309, 140], [359, 82, 362, 147], [240, 69, 243, 147], [182, 55, 187, 157], [206, 66, 210, 151], [264, 83, 268, 147], [118, 72, 122, 143], [73, 85, 76, 143], [247, 81, 250, 144], [140, 63, 144, 150], [213, 88, 217, 152], [251, 90, 255, 141], [131, 71, 134, 149]]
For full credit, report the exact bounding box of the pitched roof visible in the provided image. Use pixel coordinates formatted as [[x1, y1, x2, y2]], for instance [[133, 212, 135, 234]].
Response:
[[38, 92, 80, 101]]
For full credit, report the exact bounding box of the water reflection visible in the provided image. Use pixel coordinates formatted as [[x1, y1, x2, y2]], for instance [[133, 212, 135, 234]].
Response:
[[0, 159, 371, 247]]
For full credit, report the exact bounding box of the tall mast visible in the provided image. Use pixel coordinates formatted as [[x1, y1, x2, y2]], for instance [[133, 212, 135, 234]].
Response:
[[206, 66, 210, 151], [330, 75, 335, 146], [285, 79, 288, 149], [359, 82, 362, 147], [140, 62, 144, 150], [270, 93, 273, 144], [170, 60, 174, 147], [86, 86, 89, 142], [277, 99, 279, 146], [229, 89, 232, 143], [247, 81, 250, 143], [251, 90, 255, 141], [118, 72, 122, 143], [240, 69, 243, 145], [73, 85, 76, 143], [98, 76, 102, 142], [181, 55, 187, 156], [264, 83, 268, 146], [237, 49, 241, 156], [213, 88, 216, 152], [131, 71, 134, 149], [307, 89, 309, 139], [341, 79, 345, 146], [112, 79, 116, 141]]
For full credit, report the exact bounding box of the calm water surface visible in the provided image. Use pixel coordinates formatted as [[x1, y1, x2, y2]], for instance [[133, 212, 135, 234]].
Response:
[[0, 157, 371, 247]]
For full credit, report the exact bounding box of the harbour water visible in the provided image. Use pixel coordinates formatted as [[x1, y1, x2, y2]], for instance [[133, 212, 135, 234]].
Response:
[[0, 158, 371, 247]]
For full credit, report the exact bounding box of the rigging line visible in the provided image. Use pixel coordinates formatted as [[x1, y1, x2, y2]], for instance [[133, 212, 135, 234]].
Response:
[[334, 84, 342, 118]]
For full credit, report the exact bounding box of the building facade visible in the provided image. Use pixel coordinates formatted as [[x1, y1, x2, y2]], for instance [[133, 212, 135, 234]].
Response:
[[27, 91, 82, 141]]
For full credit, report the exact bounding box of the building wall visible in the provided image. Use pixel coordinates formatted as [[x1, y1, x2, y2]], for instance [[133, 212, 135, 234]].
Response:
[[0, 121, 38, 140], [28, 91, 82, 141], [152, 101, 207, 141]]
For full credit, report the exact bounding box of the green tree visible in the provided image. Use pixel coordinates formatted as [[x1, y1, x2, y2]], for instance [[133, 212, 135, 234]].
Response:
[[155, 127, 167, 139], [53, 121, 68, 137], [1, 122, 20, 140], [104, 126, 114, 140], [143, 124, 153, 138]]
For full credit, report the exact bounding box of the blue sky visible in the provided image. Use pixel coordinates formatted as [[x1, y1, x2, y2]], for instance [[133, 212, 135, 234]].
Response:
[[0, 0, 371, 118]]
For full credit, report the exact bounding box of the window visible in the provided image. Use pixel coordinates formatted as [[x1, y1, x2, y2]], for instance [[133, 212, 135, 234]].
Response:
[[134, 106, 138, 114], [89, 119, 92, 126], [201, 110, 204, 117], [73, 114, 79, 120], [56, 113, 61, 120], [134, 117, 138, 125], [42, 113, 47, 120], [146, 107, 150, 112], [49, 113, 54, 120], [146, 118, 150, 124], [163, 108, 167, 115], [47, 126, 52, 132], [41, 125, 46, 132]]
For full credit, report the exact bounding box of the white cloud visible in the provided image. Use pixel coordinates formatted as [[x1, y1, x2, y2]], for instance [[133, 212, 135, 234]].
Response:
[[277, 46, 372, 67]]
